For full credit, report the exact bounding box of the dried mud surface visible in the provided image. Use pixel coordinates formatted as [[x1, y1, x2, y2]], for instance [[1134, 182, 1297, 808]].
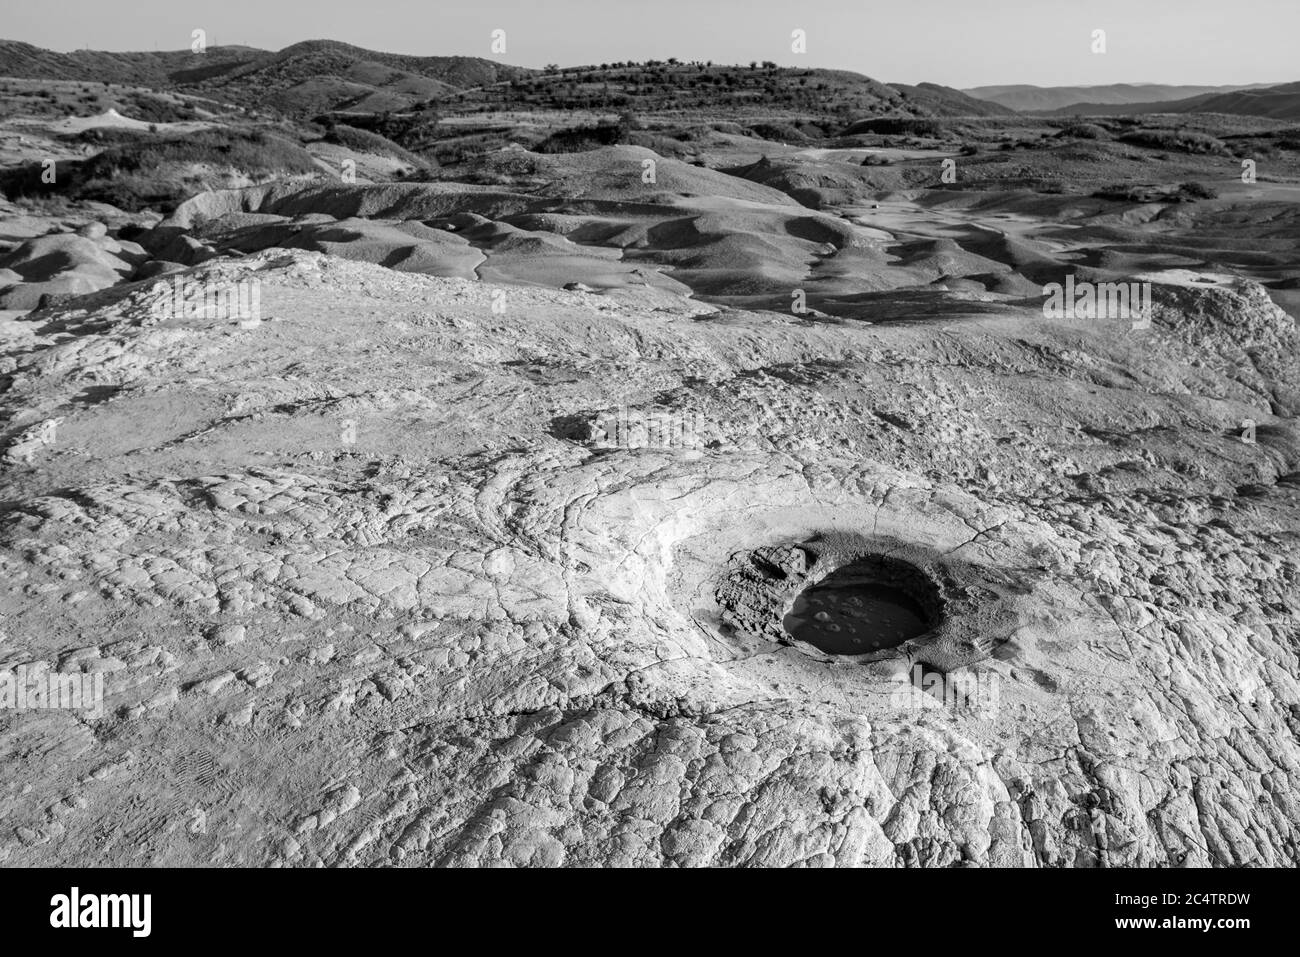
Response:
[[1, 240, 1296, 867]]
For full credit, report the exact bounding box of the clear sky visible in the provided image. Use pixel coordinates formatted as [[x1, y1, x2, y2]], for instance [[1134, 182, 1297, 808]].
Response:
[[4, 0, 1296, 89]]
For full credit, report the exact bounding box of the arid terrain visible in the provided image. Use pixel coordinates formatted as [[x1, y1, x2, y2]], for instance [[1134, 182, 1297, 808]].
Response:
[[1, 40, 1299, 868]]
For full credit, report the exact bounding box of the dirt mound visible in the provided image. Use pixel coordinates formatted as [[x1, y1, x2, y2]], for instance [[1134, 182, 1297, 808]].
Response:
[[729, 155, 909, 208], [0, 229, 143, 309]]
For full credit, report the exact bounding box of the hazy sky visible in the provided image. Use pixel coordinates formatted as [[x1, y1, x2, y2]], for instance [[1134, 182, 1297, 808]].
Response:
[[5, 0, 1296, 88]]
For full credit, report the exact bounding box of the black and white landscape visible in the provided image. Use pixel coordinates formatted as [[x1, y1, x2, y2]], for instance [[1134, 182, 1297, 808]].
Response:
[[0, 1, 1298, 871]]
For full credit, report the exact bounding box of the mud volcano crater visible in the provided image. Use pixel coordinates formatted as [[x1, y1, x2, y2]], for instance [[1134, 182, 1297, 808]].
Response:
[[783, 554, 942, 655], [713, 531, 1029, 676]]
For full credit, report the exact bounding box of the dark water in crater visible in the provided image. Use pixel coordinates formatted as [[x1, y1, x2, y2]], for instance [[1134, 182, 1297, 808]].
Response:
[[783, 568, 931, 655]]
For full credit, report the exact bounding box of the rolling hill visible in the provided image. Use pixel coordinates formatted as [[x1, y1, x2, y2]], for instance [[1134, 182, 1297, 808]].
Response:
[[0, 39, 1013, 122], [0, 39, 262, 86], [0, 39, 529, 116]]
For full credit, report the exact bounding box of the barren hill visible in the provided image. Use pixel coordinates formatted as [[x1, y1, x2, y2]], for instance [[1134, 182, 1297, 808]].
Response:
[[0, 39, 263, 86]]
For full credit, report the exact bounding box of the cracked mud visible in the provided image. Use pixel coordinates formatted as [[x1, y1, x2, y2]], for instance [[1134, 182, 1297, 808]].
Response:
[[1, 245, 1296, 868]]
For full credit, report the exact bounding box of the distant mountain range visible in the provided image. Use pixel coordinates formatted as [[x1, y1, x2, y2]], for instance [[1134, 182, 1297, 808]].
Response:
[[963, 82, 1284, 112], [0, 38, 1008, 119], [964, 82, 1300, 121], [889, 82, 1012, 118], [1034, 82, 1300, 120]]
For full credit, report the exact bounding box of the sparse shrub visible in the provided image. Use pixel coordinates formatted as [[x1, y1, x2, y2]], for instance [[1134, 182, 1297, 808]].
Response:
[[324, 124, 430, 171], [1093, 184, 1163, 202], [1271, 130, 1300, 152], [1058, 123, 1107, 140], [1092, 181, 1218, 203], [1119, 128, 1227, 155], [62, 127, 150, 147], [534, 120, 626, 153], [842, 117, 943, 137], [747, 122, 806, 143], [1174, 181, 1219, 201], [1, 128, 320, 211]]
